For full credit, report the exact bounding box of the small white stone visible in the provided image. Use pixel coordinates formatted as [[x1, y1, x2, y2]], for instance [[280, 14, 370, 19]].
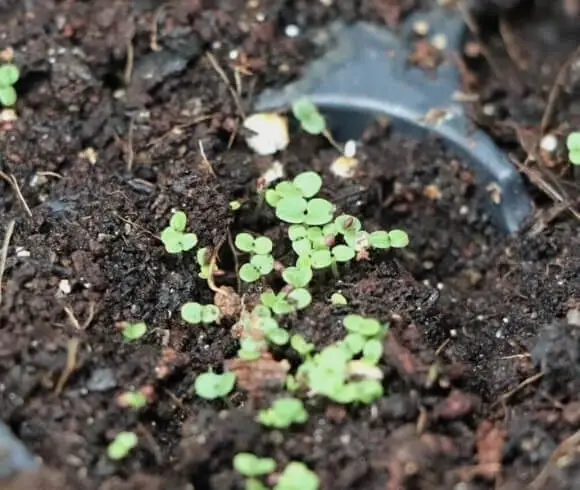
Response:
[[261, 160, 285, 185], [540, 134, 558, 153], [482, 104, 496, 116], [58, 279, 72, 295], [285, 25, 300, 38], [413, 20, 430, 36], [343, 140, 356, 158], [330, 156, 358, 179], [15, 247, 30, 257], [228, 49, 239, 60], [243, 113, 289, 155], [431, 34, 447, 51]]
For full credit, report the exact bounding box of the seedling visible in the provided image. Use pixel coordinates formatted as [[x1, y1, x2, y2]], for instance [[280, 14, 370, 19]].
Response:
[[260, 289, 312, 316], [290, 334, 315, 357], [181, 302, 221, 325], [342, 314, 388, 364], [194, 371, 236, 399], [117, 391, 148, 409], [160, 211, 198, 254], [368, 229, 410, 249], [265, 171, 322, 208], [234, 452, 276, 476], [107, 431, 138, 461], [282, 266, 313, 288], [292, 98, 326, 135], [567, 132, 580, 165], [275, 461, 320, 490], [0, 63, 19, 107], [121, 321, 147, 341], [275, 197, 335, 225], [197, 247, 211, 279], [257, 397, 308, 428], [330, 292, 348, 305], [236, 233, 275, 283]]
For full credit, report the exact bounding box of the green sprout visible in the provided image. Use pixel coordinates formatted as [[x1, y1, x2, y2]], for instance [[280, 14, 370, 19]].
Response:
[[330, 292, 348, 305], [197, 247, 211, 279], [282, 266, 313, 288], [117, 391, 148, 409], [368, 229, 409, 249], [276, 197, 334, 226], [194, 371, 236, 400], [236, 233, 275, 283], [290, 334, 315, 357], [292, 98, 326, 135], [121, 321, 147, 341], [107, 431, 138, 461], [160, 211, 198, 254], [265, 171, 322, 208], [0, 63, 19, 107], [260, 289, 312, 316], [275, 461, 320, 490], [229, 200, 242, 211], [342, 314, 388, 364], [237, 311, 290, 354], [567, 132, 580, 165], [234, 452, 276, 490], [257, 397, 308, 428], [181, 302, 221, 325]]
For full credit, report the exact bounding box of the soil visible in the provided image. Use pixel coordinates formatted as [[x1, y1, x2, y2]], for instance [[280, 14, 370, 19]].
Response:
[[1, 1, 580, 490]]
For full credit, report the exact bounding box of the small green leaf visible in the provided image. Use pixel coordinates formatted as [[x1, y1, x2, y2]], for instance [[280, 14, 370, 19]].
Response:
[[234, 453, 276, 477], [290, 334, 315, 356], [268, 328, 290, 345], [194, 371, 236, 400], [251, 254, 274, 275], [369, 230, 390, 249], [344, 230, 370, 251], [363, 339, 383, 364], [107, 432, 138, 461], [292, 237, 312, 256], [160, 228, 182, 253], [122, 321, 147, 341], [354, 379, 384, 404], [0, 64, 19, 87], [235, 233, 255, 253], [197, 247, 210, 266], [288, 224, 308, 241], [170, 211, 187, 232], [301, 113, 326, 135], [343, 333, 365, 355], [335, 215, 361, 234], [305, 198, 334, 226], [181, 233, 198, 251], [566, 132, 580, 151], [276, 196, 308, 224], [202, 304, 221, 324], [275, 462, 320, 490], [0, 86, 17, 107], [330, 292, 348, 305], [260, 291, 277, 308], [276, 181, 302, 198], [287, 288, 312, 310], [282, 266, 313, 288], [388, 229, 409, 248], [240, 263, 261, 283], [265, 189, 282, 207], [292, 98, 319, 122], [253, 236, 273, 255], [293, 171, 322, 198], [181, 302, 203, 324], [332, 244, 355, 262], [310, 249, 332, 269]]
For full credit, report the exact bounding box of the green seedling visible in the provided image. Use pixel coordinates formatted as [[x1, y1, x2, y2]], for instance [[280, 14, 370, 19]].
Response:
[[290, 334, 315, 357], [257, 397, 308, 428], [260, 289, 312, 316], [234, 452, 277, 477], [342, 314, 388, 364], [197, 247, 211, 279], [265, 171, 322, 208], [567, 132, 580, 165], [121, 321, 147, 341], [292, 98, 326, 136], [107, 431, 138, 461], [368, 229, 409, 249], [235, 233, 273, 255], [181, 302, 221, 325], [282, 266, 313, 288], [194, 371, 236, 399], [160, 211, 198, 254], [117, 391, 148, 409], [330, 292, 348, 305], [0, 63, 19, 107], [236, 233, 275, 283], [276, 197, 334, 225], [238, 311, 291, 350], [275, 461, 320, 490], [229, 200, 242, 211]]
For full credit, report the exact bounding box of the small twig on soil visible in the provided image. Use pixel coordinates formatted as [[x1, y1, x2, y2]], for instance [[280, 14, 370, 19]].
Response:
[[0, 171, 32, 217], [205, 51, 246, 119], [207, 234, 228, 294], [113, 212, 160, 240], [493, 371, 544, 408], [137, 422, 163, 464], [498, 17, 529, 72], [54, 337, 80, 395], [63, 302, 96, 330], [0, 219, 15, 306], [540, 44, 580, 134], [322, 129, 344, 154], [147, 115, 214, 149], [124, 38, 135, 86], [529, 429, 580, 490], [227, 229, 241, 293], [125, 117, 135, 172], [198, 140, 217, 177], [36, 171, 64, 180], [150, 5, 164, 52], [163, 388, 185, 410]]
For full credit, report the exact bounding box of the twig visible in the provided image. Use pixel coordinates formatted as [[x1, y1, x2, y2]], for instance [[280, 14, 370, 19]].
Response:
[[150, 5, 164, 52], [207, 234, 230, 296], [113, 212, 159, 240], [198, 140, 217, 177], [0, 171, 32, 217], [227, 229, 241, 293], [137, 422, 163, 464], [54, 337, 80, 395], [540, 44, 580, 134], [529, 429, 580, 490], [124, 38, 135, 86], [205, 52, 246, 119], [125, 117, 135, 172], [0, 219, 15, 306], [146, 115, 213, 148], [498, 17, 528, 72], [493, 371, 544, 408], [63, 301, 96, 330]]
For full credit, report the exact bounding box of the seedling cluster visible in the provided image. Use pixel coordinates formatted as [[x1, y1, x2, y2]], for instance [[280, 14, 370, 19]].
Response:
[[258, 397, 308, 428], [160, 211, 198, 253], [0, 63, 19, 107], [235, 233, 275, 283]]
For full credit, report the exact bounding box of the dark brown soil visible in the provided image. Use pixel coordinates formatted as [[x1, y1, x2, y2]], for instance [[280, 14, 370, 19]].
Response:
[[1, 1, 580, 490]]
